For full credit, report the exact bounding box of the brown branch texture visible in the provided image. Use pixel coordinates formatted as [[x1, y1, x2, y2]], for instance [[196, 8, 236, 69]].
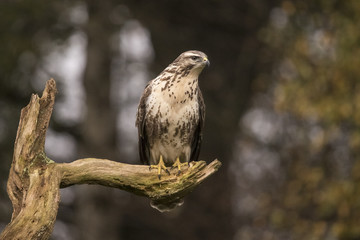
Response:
[[0, 79, 221, 240]]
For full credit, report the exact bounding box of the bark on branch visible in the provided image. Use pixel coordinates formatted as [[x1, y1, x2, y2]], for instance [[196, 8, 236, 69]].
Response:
[[0, 79, 221, 240]]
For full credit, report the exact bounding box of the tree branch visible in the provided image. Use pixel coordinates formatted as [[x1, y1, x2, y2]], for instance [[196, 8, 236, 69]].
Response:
[[59, 158, 221, 201], [0, 79, 221, 240]]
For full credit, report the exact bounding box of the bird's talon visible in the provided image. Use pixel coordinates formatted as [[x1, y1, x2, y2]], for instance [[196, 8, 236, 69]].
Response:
[[149, 155, 169, 179], [171, 157, 189, 176]]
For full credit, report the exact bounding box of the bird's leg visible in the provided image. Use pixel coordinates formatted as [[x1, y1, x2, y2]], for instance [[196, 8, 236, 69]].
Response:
[[171, 157, 189, 176], [149, 155, 170, 179]]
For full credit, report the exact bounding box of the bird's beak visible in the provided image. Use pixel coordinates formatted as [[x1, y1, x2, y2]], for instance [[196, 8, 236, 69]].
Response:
[[203, 57, 210, 67]]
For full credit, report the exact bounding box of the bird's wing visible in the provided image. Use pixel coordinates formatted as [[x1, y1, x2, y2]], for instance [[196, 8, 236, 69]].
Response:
[[136, 82, 152, 165], [190, 87, 205, 162]]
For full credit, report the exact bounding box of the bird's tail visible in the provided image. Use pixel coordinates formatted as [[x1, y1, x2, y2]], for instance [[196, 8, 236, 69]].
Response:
[[150, 198, 184, 212]]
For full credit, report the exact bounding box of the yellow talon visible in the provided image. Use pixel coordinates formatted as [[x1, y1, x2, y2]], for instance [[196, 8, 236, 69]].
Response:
[[171, 157, 189, 176], [149, 155, 170, 179]]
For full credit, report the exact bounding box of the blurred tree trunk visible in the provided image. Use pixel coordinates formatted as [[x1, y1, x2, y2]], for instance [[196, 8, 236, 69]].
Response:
[[75, 1, 121, 240], [121, 1, 278, 239], [81, 4, 117, 158]]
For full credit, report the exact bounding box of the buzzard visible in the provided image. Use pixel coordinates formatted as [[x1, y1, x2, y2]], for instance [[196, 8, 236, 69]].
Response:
[[136, 50, 209, 179]]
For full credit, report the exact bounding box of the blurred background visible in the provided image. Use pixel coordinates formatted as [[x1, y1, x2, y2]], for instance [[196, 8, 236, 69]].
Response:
[[1, 1, 360, 239]]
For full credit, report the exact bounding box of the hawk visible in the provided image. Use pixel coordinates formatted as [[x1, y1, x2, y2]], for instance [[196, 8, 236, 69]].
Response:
[[136, 50, 209, 179]]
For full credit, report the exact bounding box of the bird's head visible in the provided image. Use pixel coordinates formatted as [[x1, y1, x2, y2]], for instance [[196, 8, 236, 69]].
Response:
[[172, 50, 210, 77]]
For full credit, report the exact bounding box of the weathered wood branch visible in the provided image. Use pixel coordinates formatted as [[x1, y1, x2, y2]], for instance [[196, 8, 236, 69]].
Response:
[[0, 79, 221, 240]]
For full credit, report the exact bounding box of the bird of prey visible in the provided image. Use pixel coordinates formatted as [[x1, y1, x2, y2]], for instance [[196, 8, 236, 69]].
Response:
[[136, 50, 209, 179]]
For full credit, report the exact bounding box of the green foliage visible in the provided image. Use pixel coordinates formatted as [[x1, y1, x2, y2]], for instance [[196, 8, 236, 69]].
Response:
[[270, 1, 360, 128], [257, 1, 360, 239]]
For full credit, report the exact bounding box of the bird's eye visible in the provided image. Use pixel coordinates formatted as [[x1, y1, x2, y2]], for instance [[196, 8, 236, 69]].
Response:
[[191, 56, 198, 60]]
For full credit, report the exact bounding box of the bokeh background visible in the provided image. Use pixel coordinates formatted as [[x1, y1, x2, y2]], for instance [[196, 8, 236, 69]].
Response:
[[1, 1, 360, 239]]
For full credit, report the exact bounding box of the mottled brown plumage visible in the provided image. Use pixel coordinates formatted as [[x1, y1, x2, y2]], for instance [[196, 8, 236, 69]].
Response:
[[136, 50, 208, 172]]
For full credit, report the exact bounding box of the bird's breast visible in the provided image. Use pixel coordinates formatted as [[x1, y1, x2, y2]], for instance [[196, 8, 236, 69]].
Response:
[[145, 94, 199, 164], [154, 75, 199, 103], [145, 83, 200, 146]]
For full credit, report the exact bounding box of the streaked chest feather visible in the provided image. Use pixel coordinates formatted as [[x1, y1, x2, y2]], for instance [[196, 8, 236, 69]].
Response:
[[145, 77, 200, 145]]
